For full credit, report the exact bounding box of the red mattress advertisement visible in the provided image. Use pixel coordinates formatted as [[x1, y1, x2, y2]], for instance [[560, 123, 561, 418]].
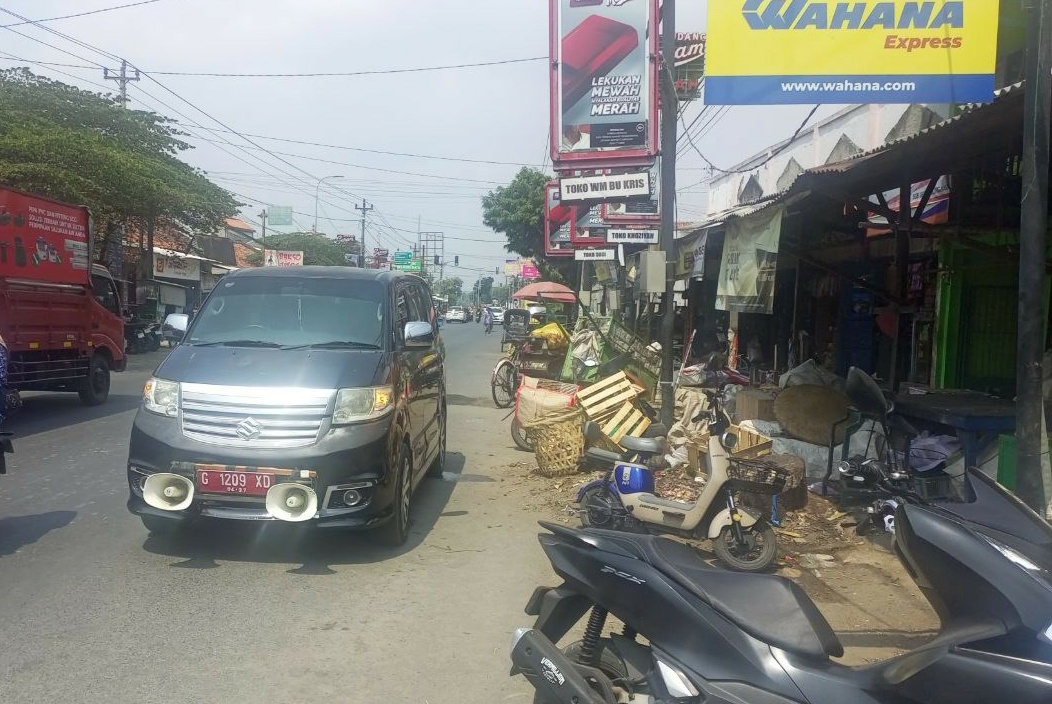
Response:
[[0, 188, 91, 285], [544, 181, 575, 257], [551, 0, 659, 169]]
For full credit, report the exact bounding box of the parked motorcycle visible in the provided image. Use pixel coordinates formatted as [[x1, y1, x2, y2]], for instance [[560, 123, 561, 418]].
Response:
[[577, 386, 786, 572], [511, 472, 1052, 703]]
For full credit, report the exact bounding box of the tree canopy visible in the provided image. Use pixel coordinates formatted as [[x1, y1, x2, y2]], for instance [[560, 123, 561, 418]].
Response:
[[247, 232, 351, 267], [433, 276, 463, 303], [481, 167, 571, 283], [0, 69, 239, 242]]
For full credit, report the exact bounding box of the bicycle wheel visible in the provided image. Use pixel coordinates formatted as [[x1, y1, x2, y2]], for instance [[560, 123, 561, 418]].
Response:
[[491, 359, 516, 408]]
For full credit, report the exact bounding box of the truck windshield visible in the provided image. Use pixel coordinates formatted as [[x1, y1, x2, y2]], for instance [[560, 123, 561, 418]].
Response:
[[187, 277, 386, 349]]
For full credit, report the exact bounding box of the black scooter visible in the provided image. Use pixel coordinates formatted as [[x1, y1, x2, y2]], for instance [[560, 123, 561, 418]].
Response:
[[511, 466, 1052, 704]]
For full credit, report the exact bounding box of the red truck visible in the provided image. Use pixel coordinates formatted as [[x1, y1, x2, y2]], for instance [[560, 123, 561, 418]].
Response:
[[0, 186, 126, 406]]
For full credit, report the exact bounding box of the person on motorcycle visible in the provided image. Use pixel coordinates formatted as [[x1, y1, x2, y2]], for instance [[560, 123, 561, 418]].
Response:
[[482, 307, 494, 335]]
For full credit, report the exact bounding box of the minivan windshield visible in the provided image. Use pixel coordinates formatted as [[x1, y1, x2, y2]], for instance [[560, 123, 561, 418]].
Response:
[[187, 276, 386, 349]]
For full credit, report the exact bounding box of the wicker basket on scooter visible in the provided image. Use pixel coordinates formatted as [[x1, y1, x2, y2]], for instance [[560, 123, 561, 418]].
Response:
[[524, 407, 585, 478], [726, 457, 793, 495]]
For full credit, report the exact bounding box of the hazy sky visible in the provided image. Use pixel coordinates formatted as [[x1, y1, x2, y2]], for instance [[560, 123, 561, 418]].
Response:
[[0, 0, 839, 289]]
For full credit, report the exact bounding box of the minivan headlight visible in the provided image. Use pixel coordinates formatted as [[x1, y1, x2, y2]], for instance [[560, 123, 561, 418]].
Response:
[[143, 378, 179, 417], [333, 386, 394, 424]]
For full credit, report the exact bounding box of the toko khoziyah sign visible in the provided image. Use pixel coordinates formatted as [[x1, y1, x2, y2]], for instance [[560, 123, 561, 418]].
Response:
[[705, 1, 999, 105], [550, 0, 659, 169]]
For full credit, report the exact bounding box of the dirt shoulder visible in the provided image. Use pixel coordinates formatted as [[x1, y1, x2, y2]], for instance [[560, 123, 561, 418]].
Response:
[[494, 458, 940, 666]]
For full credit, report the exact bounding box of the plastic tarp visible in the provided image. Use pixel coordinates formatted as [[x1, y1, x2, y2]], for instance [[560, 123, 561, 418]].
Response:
[[741, 418, 887, 480]]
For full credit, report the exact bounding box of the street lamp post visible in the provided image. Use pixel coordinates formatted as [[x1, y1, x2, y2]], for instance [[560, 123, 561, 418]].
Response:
[[313, 175, 344, 233]]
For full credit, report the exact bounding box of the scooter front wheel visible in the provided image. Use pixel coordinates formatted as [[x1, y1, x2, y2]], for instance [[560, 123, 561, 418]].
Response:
[[579, 486, 621, 528], [713, 523, 778, 572]]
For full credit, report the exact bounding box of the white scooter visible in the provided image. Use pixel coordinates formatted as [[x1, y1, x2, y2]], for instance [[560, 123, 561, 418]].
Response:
[[575, 390, 788, 572]]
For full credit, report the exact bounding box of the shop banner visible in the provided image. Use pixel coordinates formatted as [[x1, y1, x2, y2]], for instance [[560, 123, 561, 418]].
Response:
[[604, 158, 660, 223], [572, 203, 608, 245], [705, 1, 999, 105], [521, 260, 541, 279], [544, 181, 575, 257], [675, 32, 706, 101], [716, 208, 784, 313], [575, 248, 616, 261], [675, 230, 709, 279], [154, 253, 200, 281], [264, 250, 304, 267], [867, 176, 950, 235], [560, 171, 650, 202], [0, 189, 90, 285], [504, 259, 522, 276], [550, 0, 659, 168]]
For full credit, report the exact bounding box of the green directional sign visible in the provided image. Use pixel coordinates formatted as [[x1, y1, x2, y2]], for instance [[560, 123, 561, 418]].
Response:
[[268, 206, 293, 227], [393, 250, 413, 264]]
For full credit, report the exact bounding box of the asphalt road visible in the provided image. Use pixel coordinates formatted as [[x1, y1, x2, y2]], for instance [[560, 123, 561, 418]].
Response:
[[0, 322, 551, 704]]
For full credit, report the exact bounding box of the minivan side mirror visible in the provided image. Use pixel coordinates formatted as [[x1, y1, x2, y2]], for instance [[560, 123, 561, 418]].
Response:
[[404, 321, 434, 348]]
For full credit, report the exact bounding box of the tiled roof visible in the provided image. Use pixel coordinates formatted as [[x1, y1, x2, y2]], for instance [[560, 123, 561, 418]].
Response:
[[224, 217, 255, 233]]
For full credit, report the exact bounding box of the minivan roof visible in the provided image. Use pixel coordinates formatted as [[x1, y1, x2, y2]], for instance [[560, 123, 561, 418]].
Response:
[[226, 266, 425, 285]]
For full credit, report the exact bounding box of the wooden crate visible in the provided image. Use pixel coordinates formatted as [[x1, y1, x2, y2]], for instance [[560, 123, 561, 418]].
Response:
[[601, 402, 652, 444], [730, 424, 773, 460], [576, 371, 640, 422]]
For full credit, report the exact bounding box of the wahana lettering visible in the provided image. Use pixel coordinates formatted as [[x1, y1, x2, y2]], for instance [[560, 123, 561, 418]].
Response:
[[741, 1, 964, 31]]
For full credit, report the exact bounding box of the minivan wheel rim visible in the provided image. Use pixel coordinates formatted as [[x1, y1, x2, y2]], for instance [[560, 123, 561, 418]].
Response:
[[400, 456, 411, 528]]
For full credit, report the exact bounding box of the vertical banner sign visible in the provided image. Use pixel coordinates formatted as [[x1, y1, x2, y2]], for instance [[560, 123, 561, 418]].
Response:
[[716, 207, 785, 314], [705, 1, 999, 105], [544, 181, 575, 257], [674, 32, 706, 101], [550, 0, 659, 168], [604, 158, 660, 223]]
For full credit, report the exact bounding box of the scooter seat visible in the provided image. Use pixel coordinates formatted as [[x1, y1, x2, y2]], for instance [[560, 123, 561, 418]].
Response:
[[575, 528, 843, 660], [620, 435, 665, 455]]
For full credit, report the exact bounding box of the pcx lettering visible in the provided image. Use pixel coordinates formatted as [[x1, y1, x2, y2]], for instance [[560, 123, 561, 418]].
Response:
[[741, 1, 965, 30]]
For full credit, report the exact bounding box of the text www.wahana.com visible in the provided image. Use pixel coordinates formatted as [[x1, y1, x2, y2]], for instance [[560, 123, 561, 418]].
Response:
[[780, 79, 918, 93]]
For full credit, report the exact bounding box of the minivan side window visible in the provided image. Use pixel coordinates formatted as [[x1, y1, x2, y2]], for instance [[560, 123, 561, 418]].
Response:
[[408, 283, 432, 325], [395, 286, 412, 345]]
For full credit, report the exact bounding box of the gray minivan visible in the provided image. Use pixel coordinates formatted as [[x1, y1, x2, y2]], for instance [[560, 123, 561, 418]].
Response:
[[126, 267, 446, 546]]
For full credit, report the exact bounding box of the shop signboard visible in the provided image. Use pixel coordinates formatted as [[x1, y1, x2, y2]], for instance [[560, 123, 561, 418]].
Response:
[[572, 203, 608, 245], [575, 248, 616, 261], [705, 1, 1000, 105], [544, 181, 575, 257], [866, 176, 951, 235], [716, 207, 784, 314], [521, 260, 540, 279], [560, 171, 650, 202], [607, 228, 658, 245], [154, 252, 200, 281], [264, 250, 304, 267], [550, 0, 659, 169]]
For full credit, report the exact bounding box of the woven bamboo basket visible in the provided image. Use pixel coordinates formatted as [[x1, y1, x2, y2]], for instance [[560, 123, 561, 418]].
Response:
[[524, 407, 585, 478]]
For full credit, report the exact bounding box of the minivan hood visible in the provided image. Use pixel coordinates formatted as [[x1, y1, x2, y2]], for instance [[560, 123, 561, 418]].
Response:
[[156, 345, 391, 390]]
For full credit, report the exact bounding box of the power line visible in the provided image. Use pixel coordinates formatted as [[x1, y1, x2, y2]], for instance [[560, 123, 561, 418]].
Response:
[[171, 123, 544, 167], [679, 105, 820, 175], [0, 0, 167, 28], [0, 55, 97, 69], [146, 56, 546, 77]]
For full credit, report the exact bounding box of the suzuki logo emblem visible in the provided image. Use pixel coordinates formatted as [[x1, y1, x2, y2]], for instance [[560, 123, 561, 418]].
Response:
[[236, 417, 263, 440]]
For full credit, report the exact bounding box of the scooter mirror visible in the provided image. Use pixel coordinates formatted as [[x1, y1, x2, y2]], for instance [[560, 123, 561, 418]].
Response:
[[721, 432, 738, 450]]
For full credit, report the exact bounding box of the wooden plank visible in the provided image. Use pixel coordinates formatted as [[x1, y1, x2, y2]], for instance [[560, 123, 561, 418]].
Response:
[[584, 389, 638, 418], [576, 372, 629, 401], [601, 403, 634, 437], [612, 410, 645, 443], [624, 414, 651, 438]]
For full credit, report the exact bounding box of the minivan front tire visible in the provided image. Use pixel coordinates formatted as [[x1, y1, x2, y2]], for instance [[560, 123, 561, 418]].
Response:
[[379, 444, 412, 547]]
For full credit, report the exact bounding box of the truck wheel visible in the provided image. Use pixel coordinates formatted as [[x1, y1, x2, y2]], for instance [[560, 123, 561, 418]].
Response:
[[79, 355, 111, 406]]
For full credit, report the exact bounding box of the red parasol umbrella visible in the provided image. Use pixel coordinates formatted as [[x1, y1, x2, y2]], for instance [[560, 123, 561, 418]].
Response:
[[511, 280, 576, 304]]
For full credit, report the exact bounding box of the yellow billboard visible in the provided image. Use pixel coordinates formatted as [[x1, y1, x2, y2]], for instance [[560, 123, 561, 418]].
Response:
[[705, 1, 1000, 105]]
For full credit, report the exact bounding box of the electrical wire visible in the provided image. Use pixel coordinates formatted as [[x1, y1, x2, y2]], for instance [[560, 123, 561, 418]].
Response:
[[147, 56, 546, 77], [0, 0, 167, 28], [679, 105, 820, 175]]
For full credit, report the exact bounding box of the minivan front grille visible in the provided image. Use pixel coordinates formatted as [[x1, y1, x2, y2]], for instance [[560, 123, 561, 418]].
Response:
[[179, 383, 335, 449]]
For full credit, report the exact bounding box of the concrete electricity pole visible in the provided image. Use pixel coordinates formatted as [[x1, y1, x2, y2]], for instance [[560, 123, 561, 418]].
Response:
[[355, 199, 373, 267], [103, 59, 140, 107], [258, 209, 267, 263], [1015, 0, 1052, 513], [657, 0, 678, 428]]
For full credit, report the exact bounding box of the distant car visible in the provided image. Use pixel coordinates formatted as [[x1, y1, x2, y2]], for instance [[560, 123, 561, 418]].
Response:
[[490, 308, 505, 325], [446, 306, 467, 323]]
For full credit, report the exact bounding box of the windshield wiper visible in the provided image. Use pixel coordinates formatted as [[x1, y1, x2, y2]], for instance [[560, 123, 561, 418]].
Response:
[[282, 340, 381, 350], [189, 339, 282, 348]]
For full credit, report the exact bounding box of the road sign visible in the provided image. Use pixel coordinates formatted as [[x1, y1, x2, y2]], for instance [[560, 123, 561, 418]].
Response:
[[393, 250, 413, 264], [268, 206, 293, 227]]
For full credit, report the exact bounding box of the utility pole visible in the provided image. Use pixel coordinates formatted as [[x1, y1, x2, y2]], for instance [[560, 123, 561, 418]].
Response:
[[1015, 0, 1052, 513], [355, 199, 373, 267], [657, 0, 678, 428], [103, 59, 140, 107], [258, 209, 267, 265]]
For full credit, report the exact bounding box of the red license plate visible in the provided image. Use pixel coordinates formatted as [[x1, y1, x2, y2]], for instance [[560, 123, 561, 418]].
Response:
[[197, 469, 276, 495]]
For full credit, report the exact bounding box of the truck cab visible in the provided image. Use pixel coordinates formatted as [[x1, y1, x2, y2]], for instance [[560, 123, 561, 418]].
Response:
[[90, 263, 127, 372]]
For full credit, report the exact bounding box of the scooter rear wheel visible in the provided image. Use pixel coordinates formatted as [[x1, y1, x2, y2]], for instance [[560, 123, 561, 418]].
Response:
[[533, 639, 628, 704], [713, 523, 778, 572], [579, 486, 619, 528]]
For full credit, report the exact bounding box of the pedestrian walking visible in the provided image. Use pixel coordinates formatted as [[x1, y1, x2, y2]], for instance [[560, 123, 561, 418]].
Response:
[[482, 307, 494, 335]]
